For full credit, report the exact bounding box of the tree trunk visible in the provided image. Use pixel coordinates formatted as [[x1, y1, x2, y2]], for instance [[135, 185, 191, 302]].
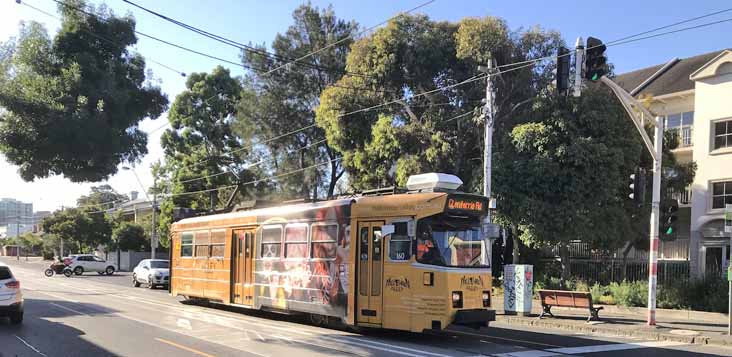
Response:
[[512, 229, 520, 264], [325, 144, 342, 198], [620, 241, 633, 282], [559, 244, 571, 288]]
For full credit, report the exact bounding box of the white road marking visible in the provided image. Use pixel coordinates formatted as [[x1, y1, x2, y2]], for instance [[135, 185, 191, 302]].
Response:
[[545, 341, 688, 354], [14, 335, 49, 357], [252, 331, 265, 341], [49, 302, 88, 316], [21, 264, 464, 357], [177, 318, 193, 330], [492, 351, 561, 357], [337, 335, 457, 357]]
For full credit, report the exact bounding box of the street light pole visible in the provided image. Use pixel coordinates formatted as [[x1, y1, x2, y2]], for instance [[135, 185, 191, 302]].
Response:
[[600, 76, 664, 326], [151, 176, 157, 260], [122, 166, 156, 260]]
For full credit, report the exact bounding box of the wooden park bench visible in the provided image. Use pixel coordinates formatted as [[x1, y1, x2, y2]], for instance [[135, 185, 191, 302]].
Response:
[[538, 289, 603, 322]]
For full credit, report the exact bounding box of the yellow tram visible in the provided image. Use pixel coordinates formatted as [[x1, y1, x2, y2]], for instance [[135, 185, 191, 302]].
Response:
[[170, 173, 495, 332]]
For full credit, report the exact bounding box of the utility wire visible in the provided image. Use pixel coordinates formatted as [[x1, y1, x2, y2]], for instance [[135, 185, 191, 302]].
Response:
[[96, 11, 732, 203], [121, 0, 371, 79], [20, 0, 186, 77], [169, 158, 341, 199], [265, 0, 436, 75], [48, 0, 392, 94], [60, 7, 732, 211], [177, 138, 327, 184]]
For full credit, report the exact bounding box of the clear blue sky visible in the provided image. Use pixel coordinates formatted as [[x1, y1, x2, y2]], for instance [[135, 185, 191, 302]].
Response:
[[1, 0, 731, 211]]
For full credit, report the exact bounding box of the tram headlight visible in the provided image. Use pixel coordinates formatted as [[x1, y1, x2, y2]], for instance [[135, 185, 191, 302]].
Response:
[[482, 290, 491, 307], [452, 291, 463, 308]]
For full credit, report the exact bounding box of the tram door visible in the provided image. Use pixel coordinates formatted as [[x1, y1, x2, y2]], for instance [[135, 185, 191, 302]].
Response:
[[357, 221, 384, 325], [232, 229, 256, 305]]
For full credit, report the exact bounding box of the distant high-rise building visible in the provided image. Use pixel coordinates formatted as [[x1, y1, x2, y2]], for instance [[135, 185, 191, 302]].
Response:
[[0, 198, 34, 237]]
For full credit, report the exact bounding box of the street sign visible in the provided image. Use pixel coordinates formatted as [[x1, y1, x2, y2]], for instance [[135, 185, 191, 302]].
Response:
[[483, 223, 501, 238], [728, 266, 732, 282]]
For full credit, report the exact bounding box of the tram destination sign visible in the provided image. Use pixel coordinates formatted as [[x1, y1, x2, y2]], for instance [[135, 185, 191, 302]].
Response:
[[445, 194, 488, 216]]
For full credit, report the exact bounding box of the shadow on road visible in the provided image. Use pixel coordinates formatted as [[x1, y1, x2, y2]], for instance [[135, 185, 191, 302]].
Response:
[[0, 298, 119, 356]]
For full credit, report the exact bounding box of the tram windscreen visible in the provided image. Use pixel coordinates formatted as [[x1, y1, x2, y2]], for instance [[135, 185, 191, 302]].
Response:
[[416, 216, 490, 268]]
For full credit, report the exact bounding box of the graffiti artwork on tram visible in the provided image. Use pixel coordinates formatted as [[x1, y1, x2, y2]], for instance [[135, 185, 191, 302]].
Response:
[[255, 201, 351, 313]]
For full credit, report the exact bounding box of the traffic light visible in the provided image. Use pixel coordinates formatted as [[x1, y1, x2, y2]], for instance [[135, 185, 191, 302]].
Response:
[[628, 168, 645, 205], [585, 37, 607, 81], [660, 198, 679, 241], [556, 46, 570, 94]]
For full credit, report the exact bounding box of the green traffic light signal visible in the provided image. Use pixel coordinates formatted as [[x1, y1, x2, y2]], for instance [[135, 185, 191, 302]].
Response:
[[591, 73, 599, 81], [665, 226, 673, 235]]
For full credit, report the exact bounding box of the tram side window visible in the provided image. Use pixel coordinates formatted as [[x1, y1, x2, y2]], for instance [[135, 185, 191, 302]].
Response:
[[210, 230, 226, 258], [388, 222, 411, 261], [195, 231, 210, 258], [285, 225, 308, 258], [311, 224, 337, 260], [181, 232, 194, 257], [261, 226, 282, 258]]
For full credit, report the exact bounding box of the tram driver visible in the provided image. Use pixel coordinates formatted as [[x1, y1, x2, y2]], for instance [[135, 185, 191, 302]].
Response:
[[417, 227, 445, 266]]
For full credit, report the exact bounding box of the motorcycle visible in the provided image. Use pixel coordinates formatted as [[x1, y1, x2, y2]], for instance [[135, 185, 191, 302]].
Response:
[[44, 261, 68, 277]]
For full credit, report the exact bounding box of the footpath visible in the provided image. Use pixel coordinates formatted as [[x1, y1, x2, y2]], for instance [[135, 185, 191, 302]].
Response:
[[490, 294, 732, 348]]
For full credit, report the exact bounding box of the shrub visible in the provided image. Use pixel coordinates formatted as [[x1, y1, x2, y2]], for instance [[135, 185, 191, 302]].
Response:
[[608, 281, 647, 307], [590, 283, 608, 304], [574, 280, 590, 292], [658, 276, 728, 312]]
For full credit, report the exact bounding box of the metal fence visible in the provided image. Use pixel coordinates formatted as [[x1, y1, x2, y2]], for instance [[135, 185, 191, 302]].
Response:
[[560, 259, 691, 285], [540, 239, 690, 261]]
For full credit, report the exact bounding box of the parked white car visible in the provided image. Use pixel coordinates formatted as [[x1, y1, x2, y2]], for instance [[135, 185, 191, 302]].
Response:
[[64, 254, 116, 276], [0, 262, 23, 324], [132, 259, 170, 289]]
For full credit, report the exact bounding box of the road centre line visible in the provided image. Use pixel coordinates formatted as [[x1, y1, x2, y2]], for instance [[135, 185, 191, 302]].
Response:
[[28, 269, 463, 357], [42, 288, 362, 357], [14, 335, 49, 357], [154, 337, 216, 357]]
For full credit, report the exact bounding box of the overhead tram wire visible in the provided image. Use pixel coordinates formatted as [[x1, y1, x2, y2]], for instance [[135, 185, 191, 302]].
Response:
[[492, 6, 732, 74], [120, 0, 372, 80], [84, 158, 342, 214], [19, 0, 186, 77], [265, 0, 436, 75], [61, 9, 732, 212], [48, 0, 395, 95], [176, 138, 328, 185], [125, 11, 732, 190]]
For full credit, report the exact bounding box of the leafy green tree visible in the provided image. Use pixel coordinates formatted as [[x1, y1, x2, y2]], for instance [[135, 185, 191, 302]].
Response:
[[316, 15, 561, 191], [111, 221, 148, 251], [156, 66, 264, 246], [0, 1, 168, 182], [42, 207, 112, 253], [77, 185, 129, 210], [492, 87, 641, 279], [235, 4, 355, 198]]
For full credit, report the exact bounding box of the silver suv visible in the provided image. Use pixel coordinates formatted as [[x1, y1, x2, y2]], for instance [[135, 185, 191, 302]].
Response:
[[0, 262, 23, 324]]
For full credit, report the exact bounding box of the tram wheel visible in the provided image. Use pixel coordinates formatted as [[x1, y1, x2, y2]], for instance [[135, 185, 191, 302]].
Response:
[[309, 313, 327, 326]]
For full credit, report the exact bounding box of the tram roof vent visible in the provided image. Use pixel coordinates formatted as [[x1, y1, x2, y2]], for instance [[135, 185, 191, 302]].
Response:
[[406, 173, 463, 192]]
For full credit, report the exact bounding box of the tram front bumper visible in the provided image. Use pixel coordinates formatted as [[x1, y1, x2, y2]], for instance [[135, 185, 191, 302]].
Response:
[[453, 309, 496, 327]]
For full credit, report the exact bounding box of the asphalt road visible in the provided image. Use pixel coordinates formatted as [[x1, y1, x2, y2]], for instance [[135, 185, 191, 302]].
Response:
[[1, 257, 730, 357]]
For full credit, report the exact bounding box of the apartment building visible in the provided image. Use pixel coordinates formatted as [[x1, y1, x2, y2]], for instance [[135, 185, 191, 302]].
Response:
[[0, 198, 33, 238], [616, 49, 732, 277]]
